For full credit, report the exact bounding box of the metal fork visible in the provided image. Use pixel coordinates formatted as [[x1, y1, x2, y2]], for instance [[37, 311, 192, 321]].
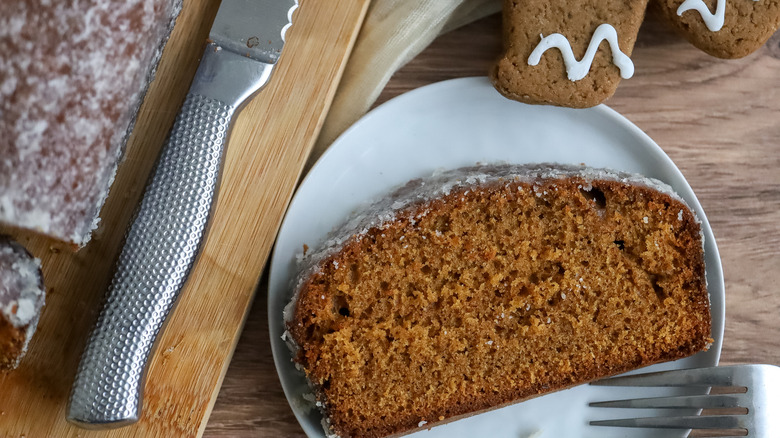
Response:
[[588, 364, 780, 437]]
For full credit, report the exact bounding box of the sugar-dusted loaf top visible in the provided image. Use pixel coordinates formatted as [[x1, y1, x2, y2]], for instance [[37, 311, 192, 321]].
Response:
[[285, 164, 711, 438], [0, 0, 182, 245], [0, 237, 43, 328]]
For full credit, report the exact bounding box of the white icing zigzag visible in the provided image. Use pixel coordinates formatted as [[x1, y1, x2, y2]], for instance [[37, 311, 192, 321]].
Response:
[[527, 23, 634, 82], [677, 0, 760, 32]]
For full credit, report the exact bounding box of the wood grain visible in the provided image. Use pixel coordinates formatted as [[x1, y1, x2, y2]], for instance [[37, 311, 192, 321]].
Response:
[[204, 11, 780, 438], [0, 0, 368, 437]]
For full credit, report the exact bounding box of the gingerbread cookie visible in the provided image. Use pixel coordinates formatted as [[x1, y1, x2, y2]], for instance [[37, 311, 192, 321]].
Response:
[[654, 0, 780, 58], [490, 0, 649, 108]]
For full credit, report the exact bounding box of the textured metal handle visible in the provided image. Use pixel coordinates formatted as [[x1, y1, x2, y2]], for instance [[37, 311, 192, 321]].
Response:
[[67, 42, 274, 428], [67, 93, 234, 427]]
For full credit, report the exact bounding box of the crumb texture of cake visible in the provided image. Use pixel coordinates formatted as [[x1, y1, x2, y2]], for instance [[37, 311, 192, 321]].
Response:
[[490, 0, 648, 108], [0, 236, 45, 370], [653, 0, 780, 58], [286, 164, 712, 438], [0, 0, 182, 245]]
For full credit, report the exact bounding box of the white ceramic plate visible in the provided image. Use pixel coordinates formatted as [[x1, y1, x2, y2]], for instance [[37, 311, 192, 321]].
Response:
[[268, 77, 724, 438]]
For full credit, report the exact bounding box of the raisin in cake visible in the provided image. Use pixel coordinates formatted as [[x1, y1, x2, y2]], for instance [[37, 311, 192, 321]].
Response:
[[0, 236, 45, 370], [284, 164, 712, 438], [0, 0, 182, 246]]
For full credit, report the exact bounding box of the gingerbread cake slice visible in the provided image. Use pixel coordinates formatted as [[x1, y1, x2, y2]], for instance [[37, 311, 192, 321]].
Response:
[[653, 0, 780, 58], [0, 0, 182, 246], [284, 164, 712, 438], [0, 236, 45, 370], [490, 0, 649, 108]]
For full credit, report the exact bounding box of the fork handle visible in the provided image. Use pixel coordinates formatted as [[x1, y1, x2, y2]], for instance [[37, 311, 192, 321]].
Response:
[[67, 46, 274, 428]]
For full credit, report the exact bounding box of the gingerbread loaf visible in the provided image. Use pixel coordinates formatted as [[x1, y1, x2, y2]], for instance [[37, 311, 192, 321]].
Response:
[[0, 0, 182, 246], [284, 164, 712, 438], [490, 0, 649, 108], [0, 236, 45, 370], [654, 0, 780, 58]]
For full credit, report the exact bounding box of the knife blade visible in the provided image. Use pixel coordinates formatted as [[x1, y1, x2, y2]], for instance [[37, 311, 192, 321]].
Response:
[[67, 0, 298, 428]]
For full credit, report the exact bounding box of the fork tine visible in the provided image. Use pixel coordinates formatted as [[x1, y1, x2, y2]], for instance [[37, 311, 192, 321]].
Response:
[[591, 366, 738, 387], [590, 414, 748, 430], [590, 393, 746, 409]]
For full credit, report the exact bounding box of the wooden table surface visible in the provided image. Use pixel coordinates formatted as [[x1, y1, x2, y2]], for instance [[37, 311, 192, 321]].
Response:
[[203, 11, 780, 437]]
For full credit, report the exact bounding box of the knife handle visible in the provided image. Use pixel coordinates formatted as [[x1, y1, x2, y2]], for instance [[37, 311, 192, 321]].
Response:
[[67, 45, 276, 428], [67, 91, 234, 427]]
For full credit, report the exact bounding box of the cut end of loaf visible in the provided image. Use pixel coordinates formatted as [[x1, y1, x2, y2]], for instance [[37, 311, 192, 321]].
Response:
[[0, 235, 45, 371], [287, 165, 711, 438]]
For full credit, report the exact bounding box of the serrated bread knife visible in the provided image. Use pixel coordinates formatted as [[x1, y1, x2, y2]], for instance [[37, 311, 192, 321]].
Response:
[[67, 0, 298, 428]]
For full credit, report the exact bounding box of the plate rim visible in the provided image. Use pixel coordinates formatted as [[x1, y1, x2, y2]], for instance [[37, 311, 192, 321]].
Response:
[[267, 76, 725, 438]]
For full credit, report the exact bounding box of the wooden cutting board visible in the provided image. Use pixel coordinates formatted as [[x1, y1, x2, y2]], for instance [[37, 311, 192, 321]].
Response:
[[0, 0, 369, 436]]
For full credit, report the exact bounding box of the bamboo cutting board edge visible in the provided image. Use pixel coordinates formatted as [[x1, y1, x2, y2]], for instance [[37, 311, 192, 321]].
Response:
[[194, 4, 371, 436], [0, 1, 370, 437]]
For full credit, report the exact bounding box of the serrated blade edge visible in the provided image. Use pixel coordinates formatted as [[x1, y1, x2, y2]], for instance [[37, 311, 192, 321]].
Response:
[[209, 0, 298, 64]]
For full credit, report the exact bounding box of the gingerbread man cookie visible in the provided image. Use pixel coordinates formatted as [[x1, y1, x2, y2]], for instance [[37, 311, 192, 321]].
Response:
[[490, 0, 649, 108], [654, 0, 780, 58]]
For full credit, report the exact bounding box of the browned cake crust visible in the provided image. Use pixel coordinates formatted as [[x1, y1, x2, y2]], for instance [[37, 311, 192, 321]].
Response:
[[653, 0, 780, 58], [0, 316, 27, 370], [490, 0, 649, 108], [286, 165, 711, 438]]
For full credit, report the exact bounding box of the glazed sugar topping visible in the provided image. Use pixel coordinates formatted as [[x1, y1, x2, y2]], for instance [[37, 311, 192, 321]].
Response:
[[677, 0, 762, 32], [0, 238, 44, 328], [528, 24, 634, 81], [0, 0, 181, 245]]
